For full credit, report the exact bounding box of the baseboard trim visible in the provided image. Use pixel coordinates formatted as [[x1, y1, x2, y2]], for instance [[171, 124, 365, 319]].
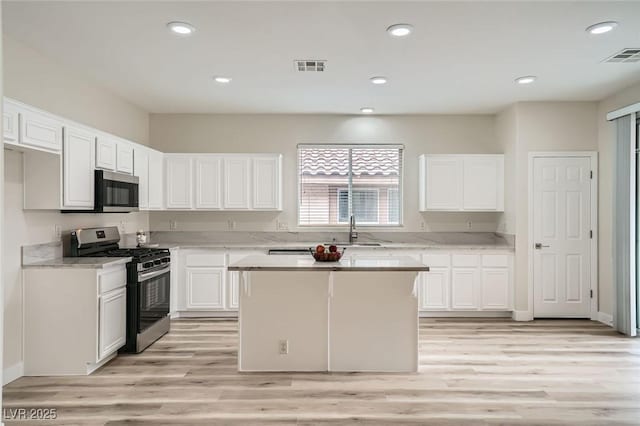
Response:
[[597, 311, 613, 327], [173, 311, 239, 318], [512, 310, 534, 321], [420, 311, 512, 318], [3, 362, 24, 386]]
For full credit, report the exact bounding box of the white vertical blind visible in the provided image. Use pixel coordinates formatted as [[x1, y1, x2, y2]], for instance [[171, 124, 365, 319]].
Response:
[[298, 145, 403, 226]]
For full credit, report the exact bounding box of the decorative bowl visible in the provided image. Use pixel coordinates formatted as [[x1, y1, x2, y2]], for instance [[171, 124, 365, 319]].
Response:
[[310, 247, 345, 262]]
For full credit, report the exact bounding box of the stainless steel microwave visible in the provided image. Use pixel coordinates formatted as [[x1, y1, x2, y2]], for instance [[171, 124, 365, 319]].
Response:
[[94, 170, 139, 213]]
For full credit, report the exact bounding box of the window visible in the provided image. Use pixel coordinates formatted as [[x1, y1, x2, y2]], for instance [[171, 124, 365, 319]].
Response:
[[298, 144, 403, 226]]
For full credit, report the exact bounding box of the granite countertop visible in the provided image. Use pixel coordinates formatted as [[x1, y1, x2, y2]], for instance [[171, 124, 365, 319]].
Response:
[[144, 241, 514, 251], [22, 257, 132, 269], [228, 255, 430, 272]]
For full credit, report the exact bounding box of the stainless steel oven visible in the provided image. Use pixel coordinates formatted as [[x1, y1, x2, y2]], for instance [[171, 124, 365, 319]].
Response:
[[137, 265, 170, 332], [95, 170, 139, 213]]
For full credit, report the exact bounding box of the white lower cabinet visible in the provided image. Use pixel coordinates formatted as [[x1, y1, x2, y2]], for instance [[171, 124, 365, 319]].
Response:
[[98, 287, 127, 359], [186, 267, 225, 310], [24, 265, 127, 375], [174, 249, 266, 315], [420, 268, 449, 310], [451, 268, 480, 310], [419, 252, 512, 313], [481, 269, 510, 310]]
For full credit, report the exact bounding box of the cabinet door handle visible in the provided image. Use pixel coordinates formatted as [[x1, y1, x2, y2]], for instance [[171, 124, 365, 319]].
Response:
[[534, 243, 550, 250]]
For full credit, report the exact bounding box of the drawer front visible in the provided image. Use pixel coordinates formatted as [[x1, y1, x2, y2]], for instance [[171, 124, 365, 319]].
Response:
[[423, 254, 450, 267], [185, 252, 226, 267], [99, 267, 127, 294], [451, 254, 479, 267], [482, 254, 509, 268]]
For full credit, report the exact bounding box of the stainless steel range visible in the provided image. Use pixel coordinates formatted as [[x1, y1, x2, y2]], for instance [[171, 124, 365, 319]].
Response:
[[69, 226, 170, 353]]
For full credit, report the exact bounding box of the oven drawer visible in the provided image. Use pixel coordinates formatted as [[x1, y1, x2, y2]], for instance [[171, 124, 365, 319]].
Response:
[[99, 267, 127, 294]]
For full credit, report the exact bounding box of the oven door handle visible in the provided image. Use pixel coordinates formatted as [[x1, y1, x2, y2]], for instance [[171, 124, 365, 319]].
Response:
[[138, 267, 170, 282]]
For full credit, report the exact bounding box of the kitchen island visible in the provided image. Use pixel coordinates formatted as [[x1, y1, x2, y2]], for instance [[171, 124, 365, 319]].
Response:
[[228, 255, 429, 373]]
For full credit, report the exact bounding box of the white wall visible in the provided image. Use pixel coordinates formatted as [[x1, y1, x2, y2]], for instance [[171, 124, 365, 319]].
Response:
[[2, 36, 150, 378], [499, 102, 599, 314], [596, 81, 640, 316], [149, 113, 502, 233]]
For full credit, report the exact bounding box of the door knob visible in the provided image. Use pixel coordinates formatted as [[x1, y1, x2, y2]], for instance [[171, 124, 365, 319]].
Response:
[[535, 243, 550, 249]]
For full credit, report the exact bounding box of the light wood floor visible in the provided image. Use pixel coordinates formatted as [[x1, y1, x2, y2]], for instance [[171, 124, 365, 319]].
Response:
[[3, 318, 640, 425]]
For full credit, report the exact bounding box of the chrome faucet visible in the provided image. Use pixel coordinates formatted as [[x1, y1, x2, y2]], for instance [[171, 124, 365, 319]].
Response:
[[349, 215, 358, 244]]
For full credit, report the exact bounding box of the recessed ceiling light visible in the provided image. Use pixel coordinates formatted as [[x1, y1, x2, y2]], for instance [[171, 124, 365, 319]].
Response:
[[515, 75, 537, 85], [586, 21, 618, 35], [167, 21, 195, 36], [214, 76, 232, 84], [386, 24, 413, 37], [370, 76, 388, 85], [360, 107, 375, 114]]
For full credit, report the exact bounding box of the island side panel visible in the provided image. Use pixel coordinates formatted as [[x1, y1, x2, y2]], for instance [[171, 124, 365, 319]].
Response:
[[239, 271, 330, 372], [329, 271, 419, 372]]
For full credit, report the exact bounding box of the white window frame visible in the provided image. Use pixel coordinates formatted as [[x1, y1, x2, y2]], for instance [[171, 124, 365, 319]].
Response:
[[387, 188, 400, 225], [297, 143, 404, 228]]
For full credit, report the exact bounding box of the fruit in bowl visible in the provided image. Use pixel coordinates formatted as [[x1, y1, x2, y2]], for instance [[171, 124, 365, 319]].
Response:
[[310, 244, 345, 262]]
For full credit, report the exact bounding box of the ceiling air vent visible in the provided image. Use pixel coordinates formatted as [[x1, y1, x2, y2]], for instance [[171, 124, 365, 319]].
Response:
[[604, 48, 640, 63], [295, 60, 326, 72]]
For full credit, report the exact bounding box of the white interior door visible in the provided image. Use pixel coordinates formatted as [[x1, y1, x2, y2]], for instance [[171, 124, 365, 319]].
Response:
[[533, 156, 592, 318]]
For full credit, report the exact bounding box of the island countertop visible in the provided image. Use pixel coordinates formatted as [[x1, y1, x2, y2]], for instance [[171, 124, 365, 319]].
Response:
[[227, 255, 430, 272]]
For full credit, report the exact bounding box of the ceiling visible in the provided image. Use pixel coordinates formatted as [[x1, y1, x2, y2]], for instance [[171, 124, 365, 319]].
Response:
[[3, 1, 640, 114]]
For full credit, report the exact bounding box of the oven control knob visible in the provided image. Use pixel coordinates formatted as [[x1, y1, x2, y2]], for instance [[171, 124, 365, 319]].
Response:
[[161, 257, 170, 263], [143, 261, 154, 268]]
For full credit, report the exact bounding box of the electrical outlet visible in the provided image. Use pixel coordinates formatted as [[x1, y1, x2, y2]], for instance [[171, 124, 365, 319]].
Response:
[[467, 221, 472, 230], [119, 221, 127, 234], [420, 221, 425, 231], [169, 220, 177, 230], [228, 220, 236, 230], [279, 339, 289, 355], [54, 224, 62, 239], [277, 221, 288, 231]]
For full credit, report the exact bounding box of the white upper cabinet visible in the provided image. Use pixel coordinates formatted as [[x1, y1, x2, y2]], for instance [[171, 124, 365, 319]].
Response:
[[63, 125, 95, 209], [95, 136, 117, 171], [148, 149, 164, 210], [223, 157, 251, 210], [419, 154, 504, 212], [195, 157, 222, 209], [252, 155, 282, 210], [3, 99, 19, 143], [133, 146, 149, 210], [165, 155, 193, 209], [420, 156, 463, 211], [116, 141, 134, 174], [20, 106, 63, 153], [463, 156, 504, 211]]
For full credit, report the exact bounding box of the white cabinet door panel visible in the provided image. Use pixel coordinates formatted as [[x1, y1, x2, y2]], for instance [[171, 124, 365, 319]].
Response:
[[186, 267, 225, 310], [134, 147, 149, 210], [227, 250, 265, 310], [463, 157, 503, 210], [195, 157, 222, 209], [252, 156, 281, 210], [116, 142, 134, 174], [148, 149, 164, 209], [63, 126, 95, 208], [451, 269, 479, 310], [95, 137, 117, 171], [165, 156, 193, 209], [98, 287, 127, 360], [481, 269, 510, 310], [21, 109, 63, 152], [223, 157, 251, 209], [3, 101, 19, 143], [420, 268, 449, 311], [425, 157, 462, 210]]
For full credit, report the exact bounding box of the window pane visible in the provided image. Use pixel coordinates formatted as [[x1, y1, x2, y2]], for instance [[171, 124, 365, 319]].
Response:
[[352, 148, 401, 225], [299, 148, 350, 226], [298, 146, 402, 226]]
